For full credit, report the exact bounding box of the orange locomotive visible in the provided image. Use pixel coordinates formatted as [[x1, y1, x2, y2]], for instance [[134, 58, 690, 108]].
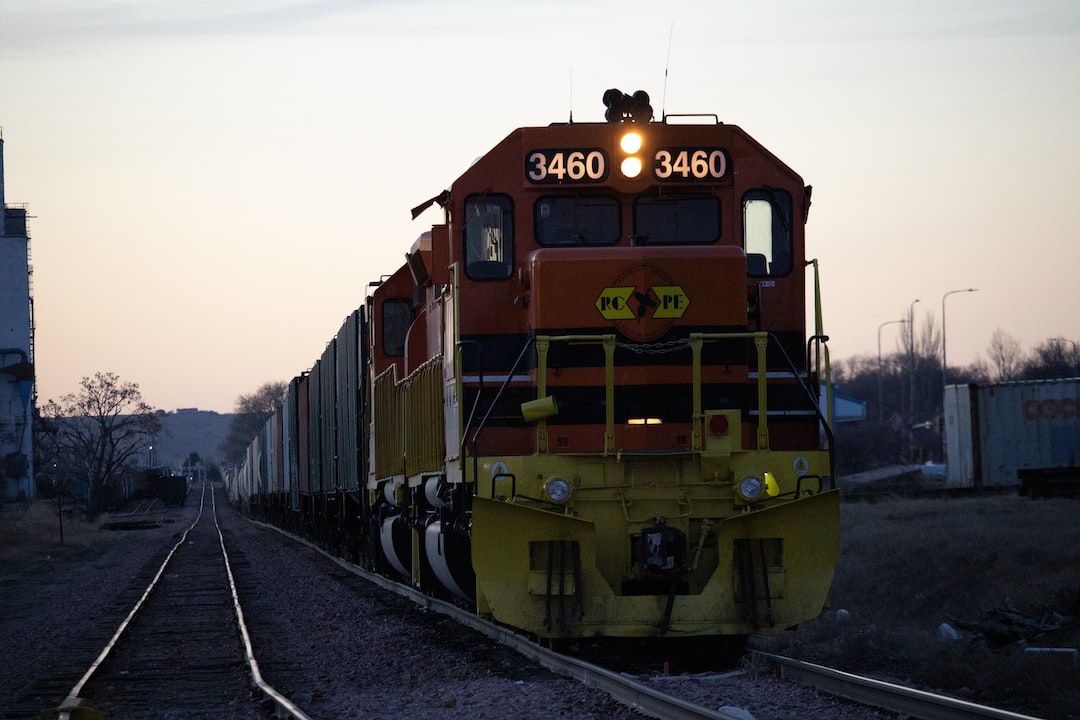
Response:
[[363, 89, 839, 639]]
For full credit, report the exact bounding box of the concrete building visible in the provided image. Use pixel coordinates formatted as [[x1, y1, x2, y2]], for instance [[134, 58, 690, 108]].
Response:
[[0, 135, 35, 501]]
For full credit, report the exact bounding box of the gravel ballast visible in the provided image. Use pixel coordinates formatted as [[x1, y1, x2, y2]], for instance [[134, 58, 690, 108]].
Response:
[[1, 488, 895, 719]]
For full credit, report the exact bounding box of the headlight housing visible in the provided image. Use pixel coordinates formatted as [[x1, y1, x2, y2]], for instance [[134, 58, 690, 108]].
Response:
[[543, 477, 572, 503], [737, 476, 765, 502]]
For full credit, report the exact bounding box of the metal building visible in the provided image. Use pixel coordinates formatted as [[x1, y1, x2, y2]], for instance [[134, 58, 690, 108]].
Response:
[[0, 134, 35, 502]]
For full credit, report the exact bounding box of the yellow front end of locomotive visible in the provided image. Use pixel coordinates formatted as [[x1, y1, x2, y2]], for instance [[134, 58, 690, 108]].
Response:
[[470, 450, 839, 639]]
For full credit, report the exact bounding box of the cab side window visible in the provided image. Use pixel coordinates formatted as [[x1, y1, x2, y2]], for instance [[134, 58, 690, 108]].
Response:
[[743, 189, 793, 277], [464, 194, 514, 280], [381, 299, 413, 357]]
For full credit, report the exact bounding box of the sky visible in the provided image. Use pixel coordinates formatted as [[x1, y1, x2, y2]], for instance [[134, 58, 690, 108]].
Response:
[[1, 0, 1078, 414]]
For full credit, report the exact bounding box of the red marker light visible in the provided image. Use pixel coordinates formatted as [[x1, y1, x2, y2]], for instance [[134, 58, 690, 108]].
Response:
[[709, 414, 729, 436]]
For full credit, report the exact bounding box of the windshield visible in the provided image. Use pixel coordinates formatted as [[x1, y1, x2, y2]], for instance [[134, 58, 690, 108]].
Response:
[[633, 195, 720, 245]]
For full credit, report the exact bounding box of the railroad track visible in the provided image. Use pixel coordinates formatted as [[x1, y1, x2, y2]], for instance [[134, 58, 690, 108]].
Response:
[[756, 654, 1043, 720], [55, 482, 308, 720], [257, 519, 1046, 720]]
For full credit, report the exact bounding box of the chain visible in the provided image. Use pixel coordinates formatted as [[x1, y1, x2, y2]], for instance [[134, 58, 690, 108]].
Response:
[[615, 337, 692, 355]]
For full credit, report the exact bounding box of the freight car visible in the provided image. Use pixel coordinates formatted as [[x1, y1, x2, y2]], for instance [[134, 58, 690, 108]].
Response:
[[228, 89, 840, 640], [945, 378, 1080, 497], [132, 468, 188, 506]]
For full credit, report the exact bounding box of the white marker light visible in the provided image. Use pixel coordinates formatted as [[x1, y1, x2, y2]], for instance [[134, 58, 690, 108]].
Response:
[[738, 476, 764, 501], [544, 477, 571, 503], [620, 131, 642, 154]]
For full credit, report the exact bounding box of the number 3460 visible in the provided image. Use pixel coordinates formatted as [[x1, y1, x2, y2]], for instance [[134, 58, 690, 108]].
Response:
[[653, 149, 728, 180]]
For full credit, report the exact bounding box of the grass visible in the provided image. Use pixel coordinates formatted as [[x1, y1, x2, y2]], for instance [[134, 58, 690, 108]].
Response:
[[782, 495, 1080, 719], [0, 499, 102, 561]]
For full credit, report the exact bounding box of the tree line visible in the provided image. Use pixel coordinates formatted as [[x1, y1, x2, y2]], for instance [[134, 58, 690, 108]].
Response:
[[832, 324, 1079, 475]]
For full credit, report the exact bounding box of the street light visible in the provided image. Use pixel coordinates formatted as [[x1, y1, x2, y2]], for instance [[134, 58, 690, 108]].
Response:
[[909, 298, 920, 423], [877, 319, 908, 423], [942, 288, 979, 387]]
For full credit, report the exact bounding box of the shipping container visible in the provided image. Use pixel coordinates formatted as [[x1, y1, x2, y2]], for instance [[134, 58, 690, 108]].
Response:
[[945, 379, 1080, 494]]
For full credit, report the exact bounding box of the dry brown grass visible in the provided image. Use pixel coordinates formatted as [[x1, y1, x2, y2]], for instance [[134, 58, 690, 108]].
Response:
[[0, 499, 104, 561], [786, 494, 1080, 719]]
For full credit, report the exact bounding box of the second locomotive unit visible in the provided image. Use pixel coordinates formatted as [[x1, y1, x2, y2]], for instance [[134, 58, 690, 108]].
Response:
[[231, 89, 839, 640]]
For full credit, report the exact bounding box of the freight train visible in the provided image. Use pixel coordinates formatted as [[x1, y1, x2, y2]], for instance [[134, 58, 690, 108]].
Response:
[[226, 89, 840, 640]]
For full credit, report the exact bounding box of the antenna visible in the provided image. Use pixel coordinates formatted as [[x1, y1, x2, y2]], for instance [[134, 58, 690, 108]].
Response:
[[569, 69, 574, 124], [661, 23, 673, 121]]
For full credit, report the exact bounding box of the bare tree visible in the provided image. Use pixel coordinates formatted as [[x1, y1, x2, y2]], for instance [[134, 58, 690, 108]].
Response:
[[1023, 337, 1080, 380], [986, 328, 1023, 382], [41, 372, 161, 518], [918, 313, 942, 366], [220, 381, 287, 465]]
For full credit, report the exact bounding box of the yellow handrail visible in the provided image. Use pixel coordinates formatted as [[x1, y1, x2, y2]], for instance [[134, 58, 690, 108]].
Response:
[[809, 257, 834, 440], [536, 334, 617, 455], [535, 331, 775, 455], [690, 331, 770, 451]]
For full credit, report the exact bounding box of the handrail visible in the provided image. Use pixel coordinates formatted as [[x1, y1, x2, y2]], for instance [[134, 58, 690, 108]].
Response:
[[688, 331, 771, 451], [461, 328, 835, 485], [536, 334, 616, 454], [462, 336, 536, 494], [808, 258, 834, 443], [695, 330, 836, 486]]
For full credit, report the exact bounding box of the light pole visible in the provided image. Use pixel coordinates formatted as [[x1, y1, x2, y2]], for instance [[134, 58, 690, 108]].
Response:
[[877, 319, 908, 424], [908, 298, 920, 423], [942, 288, 978, 387]]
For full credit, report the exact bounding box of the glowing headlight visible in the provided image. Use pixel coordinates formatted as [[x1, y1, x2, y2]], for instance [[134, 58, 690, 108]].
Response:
[[621, 156, 643, 178], [738, 476, 764, 502], [620, 131, 642, 154], [543, 477, 571, 503]]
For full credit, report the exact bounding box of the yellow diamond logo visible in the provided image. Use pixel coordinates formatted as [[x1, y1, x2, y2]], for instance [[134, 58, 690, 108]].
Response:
[[651, 285, 690, 319], [595, 287, 636, 320]]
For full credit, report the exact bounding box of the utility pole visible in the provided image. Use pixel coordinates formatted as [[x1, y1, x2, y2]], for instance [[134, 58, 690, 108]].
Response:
[[877, 318, 908, 424], [908, 298, 920, 424]]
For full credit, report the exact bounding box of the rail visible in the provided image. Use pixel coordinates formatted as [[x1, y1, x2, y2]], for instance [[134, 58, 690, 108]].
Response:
[[756, 652, 1043, 720], [252, 518, 1039, 720], [257, 518, 749, 720], [56, 483, 311, 720]]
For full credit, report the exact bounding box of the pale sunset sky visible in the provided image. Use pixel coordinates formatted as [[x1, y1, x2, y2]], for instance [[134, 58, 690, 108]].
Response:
[[1, 0, 1078, 413]]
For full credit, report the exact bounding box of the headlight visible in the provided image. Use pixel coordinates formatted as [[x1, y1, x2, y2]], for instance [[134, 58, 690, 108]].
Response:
[[738, 476, 764, 502], [620, 131, 642, 153], [621, 156, 643, 178], [543, 477, 571, 503]]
